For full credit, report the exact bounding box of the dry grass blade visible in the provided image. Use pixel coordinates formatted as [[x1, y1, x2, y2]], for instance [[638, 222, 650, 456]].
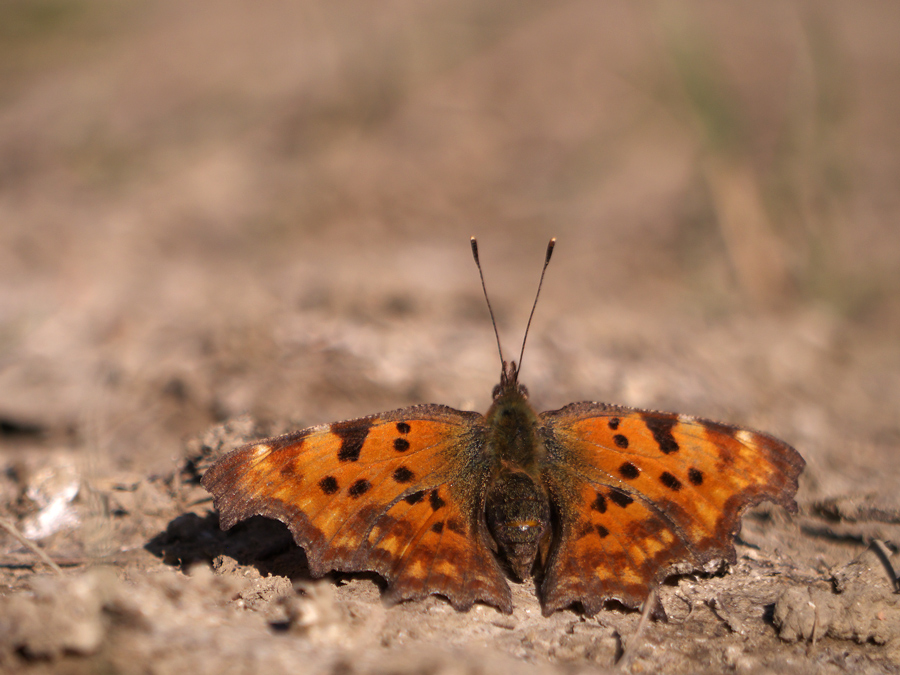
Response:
[[0, 516, 63, 575]]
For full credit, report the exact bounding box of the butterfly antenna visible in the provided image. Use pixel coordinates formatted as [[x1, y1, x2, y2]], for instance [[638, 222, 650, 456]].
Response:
[[470, 237, 505, 367], [517, 238, 556, 374]]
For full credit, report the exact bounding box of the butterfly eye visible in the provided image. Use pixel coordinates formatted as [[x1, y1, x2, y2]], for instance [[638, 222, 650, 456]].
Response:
[[518, 384, 529, 399]]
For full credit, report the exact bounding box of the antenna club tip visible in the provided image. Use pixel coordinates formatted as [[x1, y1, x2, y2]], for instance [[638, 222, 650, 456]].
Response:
[[545, 238, 556, 263]]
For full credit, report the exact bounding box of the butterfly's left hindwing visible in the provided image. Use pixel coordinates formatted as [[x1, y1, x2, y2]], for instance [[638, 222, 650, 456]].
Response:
[[537, 402, 805, 616], [201, 405, 513, 613]]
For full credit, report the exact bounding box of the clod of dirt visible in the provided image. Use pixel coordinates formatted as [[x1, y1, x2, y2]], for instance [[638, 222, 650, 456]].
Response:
[[0, 570, 115, 659], [0, 563, 300, 672], [210, 554, 294, 613], [209, 556, 388, 646], [773, 547, 900, 660], [270, 579, 347, 639]]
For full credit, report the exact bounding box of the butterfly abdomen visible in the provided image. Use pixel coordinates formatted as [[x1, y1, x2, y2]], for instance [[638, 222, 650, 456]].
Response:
[[484, 468, 550, 580]]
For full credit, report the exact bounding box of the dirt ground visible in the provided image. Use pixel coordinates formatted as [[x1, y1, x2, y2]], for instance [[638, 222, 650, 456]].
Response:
[[2, 1, 900, 673]]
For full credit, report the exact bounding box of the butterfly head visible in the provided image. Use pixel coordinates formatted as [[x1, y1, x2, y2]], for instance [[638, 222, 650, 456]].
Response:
[[492, 360, 529, 401]]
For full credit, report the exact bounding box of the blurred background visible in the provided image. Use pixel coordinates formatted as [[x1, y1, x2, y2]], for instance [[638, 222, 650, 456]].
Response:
[[0, 0, 898, 504]]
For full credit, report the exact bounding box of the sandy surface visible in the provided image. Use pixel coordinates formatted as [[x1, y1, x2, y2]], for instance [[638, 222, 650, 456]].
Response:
[[2, 2, 900, 673]]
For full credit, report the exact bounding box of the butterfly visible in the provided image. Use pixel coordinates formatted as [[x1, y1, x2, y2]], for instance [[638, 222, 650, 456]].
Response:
[[202, 238, 805, 617]]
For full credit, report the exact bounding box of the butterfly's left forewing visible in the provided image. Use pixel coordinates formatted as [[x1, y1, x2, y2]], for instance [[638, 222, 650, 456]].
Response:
[[537, 402, 804, 616], [202, 404, 512, 613]]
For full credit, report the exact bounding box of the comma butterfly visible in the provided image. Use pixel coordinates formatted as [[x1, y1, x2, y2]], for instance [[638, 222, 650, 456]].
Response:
[[202, 238, 804, 616]]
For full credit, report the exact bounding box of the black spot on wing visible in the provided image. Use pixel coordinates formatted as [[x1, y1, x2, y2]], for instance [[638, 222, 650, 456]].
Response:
[[319, 476, 339, 495], [613, 434, 629, 449], [392, 467, 414, 483], [644, 415, 680, 455], [609, 490, 633, 508], [619, 462, 640, 480], [429, 490, 446, 511], [688, 468, 703, 485], [608, 417, 620, 430], [348, 479, 371, 497], [591, 493, 607, 513], [332, 419, 371, 462], [396, 422, 411, 434], [393, 438, 410, 452], [404, 490, 425, 505], [431, 521, 444, 534], [596, 524, 609, 538], [660, 472, 682, 491]]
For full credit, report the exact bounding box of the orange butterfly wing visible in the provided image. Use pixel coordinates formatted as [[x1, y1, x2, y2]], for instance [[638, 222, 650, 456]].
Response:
[[201, 405, 512, 613], [538, 402, 805, 616]]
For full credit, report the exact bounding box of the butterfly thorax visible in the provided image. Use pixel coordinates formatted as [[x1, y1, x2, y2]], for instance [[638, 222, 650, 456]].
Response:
[[483, 363, 551, 580]]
